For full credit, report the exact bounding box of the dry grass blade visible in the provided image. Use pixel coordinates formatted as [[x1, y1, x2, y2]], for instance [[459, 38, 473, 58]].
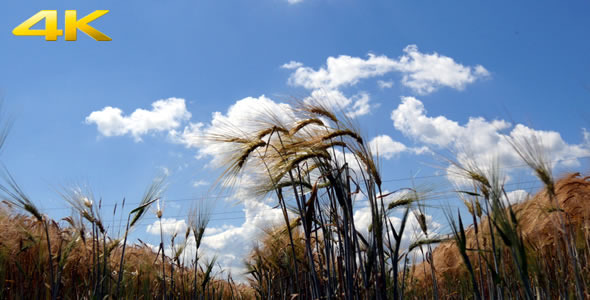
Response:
[[289, 118, 325, 136], [445, 209, 482, 300], [201, 256, 218, 291], [407, 237, 451, 253], [321, 129, 364, 145], [303, 104, 338, 123], [236, 140, 267, 169], [130, 178, 165, 228], [355, 150, 381, 186], [507, 134, 554, 196], [189, 203, 211, 251], [0, 167, 42, 221]]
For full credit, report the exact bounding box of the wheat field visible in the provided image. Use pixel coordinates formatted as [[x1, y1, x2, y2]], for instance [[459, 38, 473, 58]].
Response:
[[1, 103, 589, 299]]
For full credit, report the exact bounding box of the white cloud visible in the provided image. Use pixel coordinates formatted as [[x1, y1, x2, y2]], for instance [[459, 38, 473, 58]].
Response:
[[304, 90, 376, 119], [160, 166, 171, 176], [391, 96, 590, 185], [391, 96, 464, 147], [287, 0, 304, 4], [86, 98, 191, 141], [369, 135, 407, 159], [193, 180, 209, 188], [285, 45, 489, 95], [287, 53, 398, 90], [377, 80, 394, 89], [503, 189, 530, 205], [281, 46, 488, 119], [583, 128, 590, 145], [346, 92, 373, 118], [169, 122, 206, 149], [146, 218, 188, 236], [305, 89, 353, 109], [368, 135, 428, 160], [281, 61, 303, 69], [202, 224, 235, 236], [394, 45, 489, 94], [201, 199, 284, 251]]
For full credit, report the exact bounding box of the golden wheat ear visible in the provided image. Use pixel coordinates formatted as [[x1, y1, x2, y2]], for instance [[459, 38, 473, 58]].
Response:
[[0, 166, 42, 221], [507, 134, 555, 197]]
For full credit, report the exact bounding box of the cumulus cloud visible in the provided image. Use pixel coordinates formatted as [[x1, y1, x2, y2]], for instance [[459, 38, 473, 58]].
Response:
[[304, 89, 354, 109], [346, 92, 374, 118], [285, 45, 489, 95], [146, 218, 188, 236], [169, 122, 206, 149], [85, 98, 191, 141], [281, 45, 488, 120], [503, 189, 530, 205], [286, 53, 395, 117], [377, 80, 394, 89], [391, 96, 590, 185], [368, 134, 429, 159], [201, 199, 284, 251], [369, 135, 408, 159], [391, 96, 465, 147], [394, 45, 489, 94], [287, 53, 398, 90], [302, 90, 377, 119], [281, 61, 303, 69]]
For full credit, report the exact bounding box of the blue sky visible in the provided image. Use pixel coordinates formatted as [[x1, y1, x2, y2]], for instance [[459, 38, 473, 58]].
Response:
[[1, 0, 590, 276]]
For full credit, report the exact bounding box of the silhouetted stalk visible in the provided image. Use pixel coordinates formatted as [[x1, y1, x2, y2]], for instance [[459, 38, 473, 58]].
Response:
[[170, 234, 176, 297], [400, 255, 409, 299], [44, 220, 57, 300], [115, 186, 159, 299], [116, 214, 131, 298], [259, 129, 301, 292], [472, 214, 486, 299], [446, 210, 481, 300], [275, 131, 321, 299], [159, 216, 166, 300], [317, 201, 335, 299], [94, 223, 100, 297], [102, 232, 107, 297], [391, 207, 410, 300], [483, 197, 501, 298]]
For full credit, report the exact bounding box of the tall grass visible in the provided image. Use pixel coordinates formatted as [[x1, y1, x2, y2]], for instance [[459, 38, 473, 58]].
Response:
[[0, 107, 252, 299], [216, 103, 590, 299], [2, 102, 590, 298], [0, 187, 251, 299], [213, 102, 454, 299]]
